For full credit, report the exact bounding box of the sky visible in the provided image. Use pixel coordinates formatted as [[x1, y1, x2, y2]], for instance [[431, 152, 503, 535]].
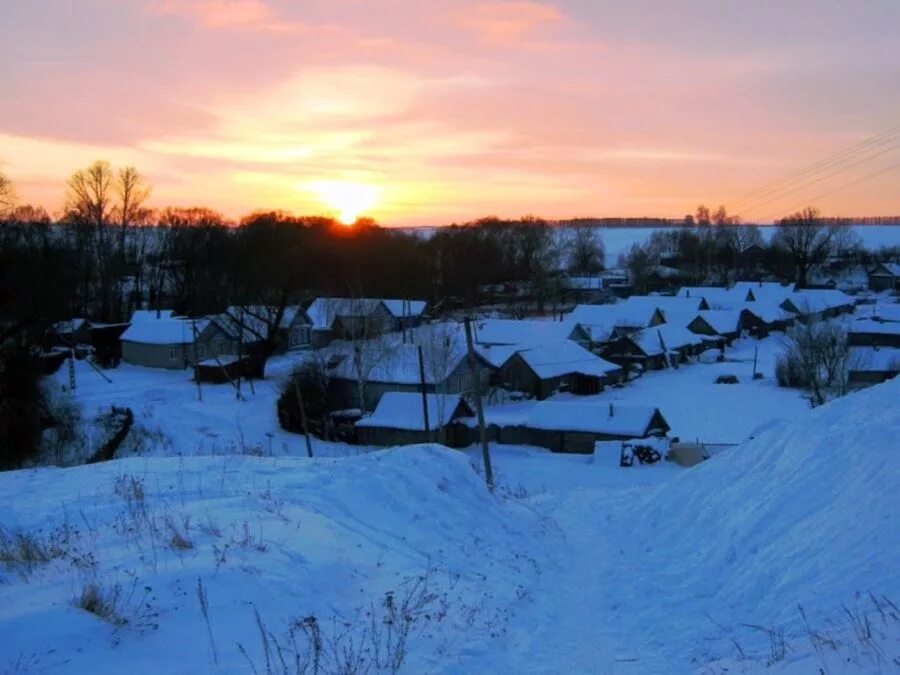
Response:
[[1, 0, 899, 225]]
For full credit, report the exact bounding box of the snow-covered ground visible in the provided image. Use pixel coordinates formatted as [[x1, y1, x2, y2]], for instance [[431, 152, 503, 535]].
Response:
[[54, 352, 369, 460], [2, 373, 898, 672]]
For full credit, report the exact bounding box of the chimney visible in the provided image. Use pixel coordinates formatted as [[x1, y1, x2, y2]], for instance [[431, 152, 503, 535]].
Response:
[[609, 402, 614, 417]]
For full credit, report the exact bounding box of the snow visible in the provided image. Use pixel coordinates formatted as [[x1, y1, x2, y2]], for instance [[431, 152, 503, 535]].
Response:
[[848, 317, 900, 336], [120, 316, 208, 346], [694, 309, 743, 335], [511, 341, 622, 379], [2, 348, 898, 672], [633, 323, 706, 355], [380, 299, 428, 318], [306, 297, 426, 330], [524, 400, 666, 436], [472, 318, 578, 346], [848, 346, 900, 371], [677, 286, 750, 304], [732, 280, 796, 304], [356, 392, 469, 430]]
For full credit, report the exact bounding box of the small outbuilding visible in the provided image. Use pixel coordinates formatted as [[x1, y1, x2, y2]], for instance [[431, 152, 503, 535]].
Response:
[[847, 347, 900, 388], [687, 310, 743, 344], [355, 392, 473, 446], [498, 341, 624, 399]]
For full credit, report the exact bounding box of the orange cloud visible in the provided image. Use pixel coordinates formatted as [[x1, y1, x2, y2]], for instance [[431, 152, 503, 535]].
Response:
[[150, 0, 302, 32], [458, 1, 564, 44]]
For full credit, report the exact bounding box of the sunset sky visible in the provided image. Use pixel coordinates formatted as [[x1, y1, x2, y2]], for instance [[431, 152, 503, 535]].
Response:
[[2, 0, 899, 224]]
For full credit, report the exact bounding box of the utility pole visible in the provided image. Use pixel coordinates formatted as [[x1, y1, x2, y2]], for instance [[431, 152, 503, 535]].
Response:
[[463, 317, 494, 490], [417, 345, 431, 439], [294, 382, 314, 458]]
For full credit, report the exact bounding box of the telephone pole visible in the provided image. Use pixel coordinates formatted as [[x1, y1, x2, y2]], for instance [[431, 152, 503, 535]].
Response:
[[417, 345, 431, 438], [463, 317, 494, 490]]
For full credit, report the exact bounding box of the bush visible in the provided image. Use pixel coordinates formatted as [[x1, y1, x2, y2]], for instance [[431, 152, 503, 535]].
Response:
[[0, 345, 45, 469], [277, 359, 334, 438]]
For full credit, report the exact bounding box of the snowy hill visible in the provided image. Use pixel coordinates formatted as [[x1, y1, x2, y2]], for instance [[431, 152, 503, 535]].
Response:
[[1, 379, 898, 673]]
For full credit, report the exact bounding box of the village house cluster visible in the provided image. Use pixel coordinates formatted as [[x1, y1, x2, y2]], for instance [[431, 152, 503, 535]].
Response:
[[45, 262, 900, 458]]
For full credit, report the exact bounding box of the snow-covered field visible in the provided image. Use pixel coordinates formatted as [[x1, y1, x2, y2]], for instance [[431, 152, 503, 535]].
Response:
[[2, 364, 899, 672]]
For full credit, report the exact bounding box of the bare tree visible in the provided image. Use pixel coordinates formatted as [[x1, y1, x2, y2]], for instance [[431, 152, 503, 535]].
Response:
[[568, 226, 605, 275], [776, 321, 856, 406], [772, 207, 834, 288], [114, 166, 151, 265], [66, 161, 113, 228], [0, 169, 15, 217]]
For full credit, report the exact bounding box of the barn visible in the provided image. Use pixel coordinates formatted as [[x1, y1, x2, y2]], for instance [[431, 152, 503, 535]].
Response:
[[355, 392, 473, 446]]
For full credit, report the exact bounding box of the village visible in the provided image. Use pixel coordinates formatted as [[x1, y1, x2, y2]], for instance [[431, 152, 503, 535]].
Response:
[[42, 259, 900, 467]]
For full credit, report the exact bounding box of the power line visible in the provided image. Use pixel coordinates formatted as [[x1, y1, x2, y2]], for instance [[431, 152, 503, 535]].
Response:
[[736, 140, 900, 218], [759, 159, 900, 223], [730, 123, 900, 208]]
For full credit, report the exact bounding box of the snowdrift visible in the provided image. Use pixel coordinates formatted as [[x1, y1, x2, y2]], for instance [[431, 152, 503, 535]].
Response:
[[634, 376, 900, 657], [0, 445, 544, 673]]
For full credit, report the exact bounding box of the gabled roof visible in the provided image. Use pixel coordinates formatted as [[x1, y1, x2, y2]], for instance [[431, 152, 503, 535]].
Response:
[[733, 302, 792, 325], [781, 290, 854, 315], [509, 341, 623, 379], [870, 262, 900, 277], [525, 401, 670, 437], [676, 287, 751, 305], [307, 297, 427, 330], [617, 296, 708, 322], [732, 281, 796, 304], [632, 324, 706, 356], [217, 305, 308, 341], [355, 392, 471, 431], [569, 300, 666, 339], [121, 315, 208, 345], [848, 319, 900, 336], [129, 309, 175, 323], [473, 318, 583, 346], [692, 310, 743, 335]]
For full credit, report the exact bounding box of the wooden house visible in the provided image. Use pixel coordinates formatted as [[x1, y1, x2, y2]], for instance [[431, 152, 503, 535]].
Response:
[[497, 341, 624, 399], [780, 290, 855, 323], [687, 310, 743, 344], [306, 297, 427, 348], [120, 312, 231, 370], [868, 263, 900, 292], [355, 392, 473, 446]]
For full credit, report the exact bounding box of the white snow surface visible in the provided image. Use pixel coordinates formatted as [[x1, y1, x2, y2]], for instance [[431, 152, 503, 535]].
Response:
[[1, 376, 899, 672]]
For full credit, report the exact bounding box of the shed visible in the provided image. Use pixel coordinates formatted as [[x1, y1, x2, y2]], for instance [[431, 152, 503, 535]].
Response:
[[120, 312, 220, 369], [523, 401, 670, 453], [194, 355, 263, 384], [355, 392, 473, 446]]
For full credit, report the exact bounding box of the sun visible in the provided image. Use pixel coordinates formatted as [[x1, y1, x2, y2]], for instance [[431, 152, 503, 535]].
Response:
[[311, 181, 378, 225]]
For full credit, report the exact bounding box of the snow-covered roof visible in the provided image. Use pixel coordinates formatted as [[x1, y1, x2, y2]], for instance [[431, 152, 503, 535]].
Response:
[[473, 318, 582, 346], [693, 310, 743, 335], [732, 281, 796, 303], [355, 392, 470, 431], [848, 319, 900, 336], [632, 324, 706, 356], [848, 347, 900, 372], [732, 302, 792, 324], [510, 341, 623, 379], [867, 304, 900, 323], [525, 401, 669, 436], [380, 299, 428, 318], [307, 297, 426, 330], [129, 309, 175, 323], [782, 290, 854, 315], [617, 296, 707, 323], [676, 287, 751, 305], [53, 318, 89, 334], [563, 276, 603, 290], [871, 262, 900, 277], [325, 336, 475, 385], [121, 317, 208, 345]]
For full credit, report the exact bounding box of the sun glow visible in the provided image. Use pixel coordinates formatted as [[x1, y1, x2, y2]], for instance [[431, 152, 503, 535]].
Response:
[[311, 180, 378, 225]]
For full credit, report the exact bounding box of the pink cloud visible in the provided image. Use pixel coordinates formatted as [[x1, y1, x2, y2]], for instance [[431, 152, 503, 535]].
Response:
[[150, 0, 304, 32], [457, 1, 564, 44]]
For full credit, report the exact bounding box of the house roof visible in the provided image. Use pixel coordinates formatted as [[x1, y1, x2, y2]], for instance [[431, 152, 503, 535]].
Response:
[[732, 302, 793, 324], [355, 392, 470, 431], [510, 341, 623, 379], [525, 401, 669, 437], [848, 319, 900, 336], [632, 324, 706, 356], [871, 262, 900, 277], [129, 309, 175, 323], [121, 316, 208, 345], [618, 296, 707, 323], [782, 290, 854, 315], [676, 287, 751, 305], [473, 318, 581, 346], [307, 297, 426, 330], [848, 347, 900, 372], [693, 310, 743, 335], [732, 281, 796, 303], [869, 304, 900, 322]]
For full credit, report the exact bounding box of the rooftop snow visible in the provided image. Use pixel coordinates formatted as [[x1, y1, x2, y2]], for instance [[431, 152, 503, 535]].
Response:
[[525, 401, 667, 436], [693, 310, 743, 335], [355, 392, 469, 431], [121, 315, 207, 345], [511, 341, 623, 379], [473, 318, 580, 346]]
